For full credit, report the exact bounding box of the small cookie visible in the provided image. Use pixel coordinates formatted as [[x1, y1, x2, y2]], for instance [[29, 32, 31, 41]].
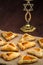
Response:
[[17, 41, 36, 50], [18, 55, 38, 64], [1, 52, 20, 61], [1, 43, 19, 51], [1, 31, 18, 41], [27, 47, 43, 58], [21, 33, 36, 41]]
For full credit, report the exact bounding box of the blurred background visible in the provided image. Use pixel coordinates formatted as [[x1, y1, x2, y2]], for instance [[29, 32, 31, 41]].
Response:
[[0, 0, 43, 37]]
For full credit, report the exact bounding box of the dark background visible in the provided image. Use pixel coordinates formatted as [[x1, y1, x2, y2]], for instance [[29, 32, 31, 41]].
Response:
[[0, 0, 43, 37]]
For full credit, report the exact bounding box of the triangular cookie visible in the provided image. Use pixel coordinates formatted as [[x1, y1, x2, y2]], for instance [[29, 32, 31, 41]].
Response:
[[17, 41, 36, 50], [27, 47, 43, 58], [1, 43, 19, 51], [18, 55, 38, 64], [20, 33, 36, 42], [1, 31, 18, 41], [1, 52, 20, 61]]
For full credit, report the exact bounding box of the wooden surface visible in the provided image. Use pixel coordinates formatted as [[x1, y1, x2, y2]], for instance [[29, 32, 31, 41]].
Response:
[[0, 0, 43, 37]]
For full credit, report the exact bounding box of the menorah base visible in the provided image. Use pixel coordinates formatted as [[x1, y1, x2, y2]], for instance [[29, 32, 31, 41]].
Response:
[[20, 24, 36, 32]]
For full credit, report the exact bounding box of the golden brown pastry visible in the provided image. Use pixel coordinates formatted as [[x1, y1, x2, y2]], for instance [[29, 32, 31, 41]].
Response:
[[1, 52, 20, 61], [18, 55, 38, 64], [1, 43, 19, 51], [17, 41, 36, 51], [1, 31, 18, 41], [27, 47, 43, 58], [20, 33, 36, 42]]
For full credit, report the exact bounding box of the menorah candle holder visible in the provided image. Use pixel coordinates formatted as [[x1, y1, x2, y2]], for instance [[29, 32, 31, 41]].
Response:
[[20, 0, 36, 32]]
